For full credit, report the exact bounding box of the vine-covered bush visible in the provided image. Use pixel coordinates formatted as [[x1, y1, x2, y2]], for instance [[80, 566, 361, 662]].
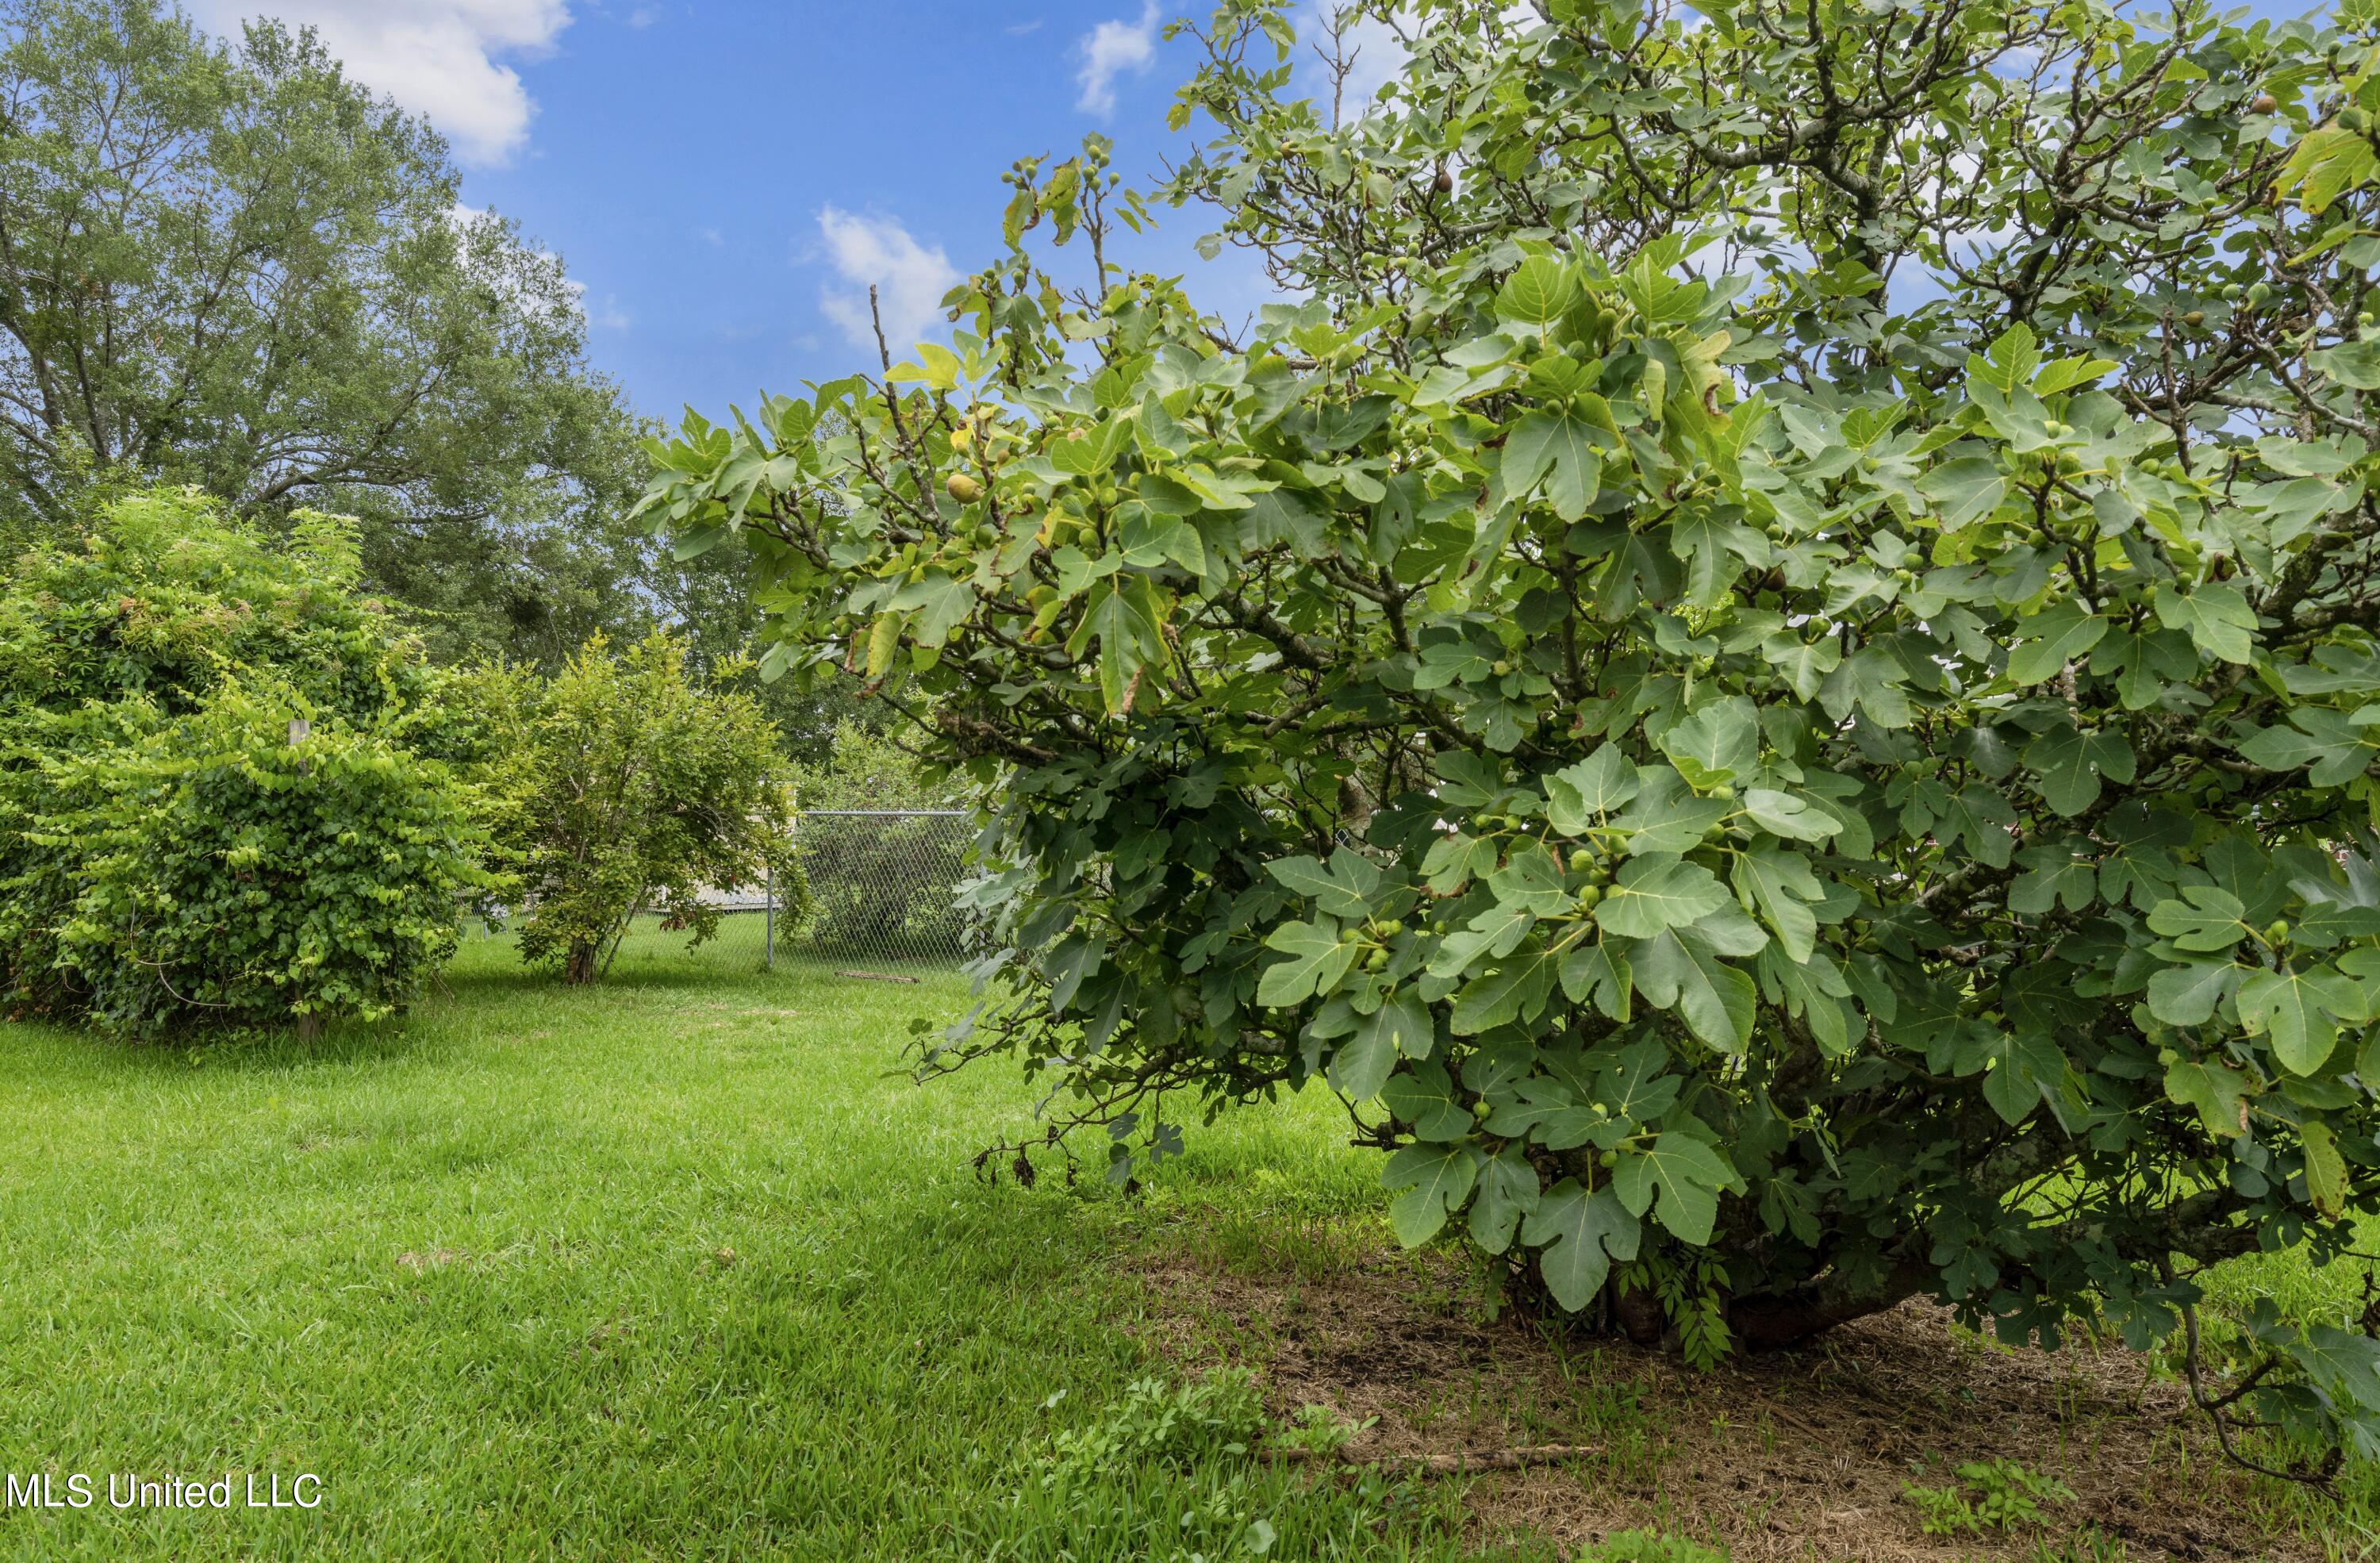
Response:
[[0, 488, 497, 1032], [505, 632, 798, 983], [33, 684, 493, 1035], [644, 0, 2380, 1472], [0, 489, 429, 720]]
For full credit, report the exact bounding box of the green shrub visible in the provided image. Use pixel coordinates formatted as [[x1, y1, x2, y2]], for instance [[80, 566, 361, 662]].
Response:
[[506, 631, 800, 982], [0, 487, 498, 1032], [645, 0, 2380, 1473], [0, 490, 427, 720], [30, 683, 495, 1035]]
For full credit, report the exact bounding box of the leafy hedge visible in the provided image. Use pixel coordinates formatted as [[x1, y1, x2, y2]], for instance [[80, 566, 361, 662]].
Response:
[[0, 489, 497, 1033], [31, 684, 494, 1034]]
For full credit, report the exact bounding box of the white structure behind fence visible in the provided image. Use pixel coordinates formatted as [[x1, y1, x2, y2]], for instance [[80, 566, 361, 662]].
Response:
[[464, 808, 978, 974]]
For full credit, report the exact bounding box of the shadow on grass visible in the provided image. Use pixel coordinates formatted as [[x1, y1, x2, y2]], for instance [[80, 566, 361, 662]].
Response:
[[11, 934, 975, 1096], [426, 961, 701, 1001], [433, 963, 965, 1004], [46, 1012, 433, 1077]]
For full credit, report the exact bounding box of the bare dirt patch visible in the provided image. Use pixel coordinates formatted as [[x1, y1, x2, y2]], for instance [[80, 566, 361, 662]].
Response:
[[1132, 1239, 2315, 1561]]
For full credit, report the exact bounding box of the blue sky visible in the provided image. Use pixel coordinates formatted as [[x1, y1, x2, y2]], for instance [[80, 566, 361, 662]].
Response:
[[188, 0, 2320, 425], [189, 2, 1307, 424]]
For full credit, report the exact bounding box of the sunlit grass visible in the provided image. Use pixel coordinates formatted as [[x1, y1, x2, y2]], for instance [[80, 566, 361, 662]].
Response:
[[1, 925, 2374, 1558], [0, 931, 1496, 1561]]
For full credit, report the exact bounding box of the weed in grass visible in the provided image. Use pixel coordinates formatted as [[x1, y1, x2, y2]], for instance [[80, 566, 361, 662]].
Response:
[[2029, 1527, 2132, 1562], [1901, 1456, 2076, 1535], [1576, 1532, 1727, 1563], [1021, 1367, 1267, 1485], [1277, 1403, 1376, 1457]]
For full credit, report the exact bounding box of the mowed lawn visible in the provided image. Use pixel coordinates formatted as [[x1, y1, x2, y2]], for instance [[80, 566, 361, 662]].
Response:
[[0, 929, 1479, 1562], [6, 927, 2379, 1561]]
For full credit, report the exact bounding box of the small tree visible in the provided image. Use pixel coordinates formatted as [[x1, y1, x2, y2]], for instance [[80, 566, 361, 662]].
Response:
[[509, 632, 796, 983], [644, 0, 2380, 1473]]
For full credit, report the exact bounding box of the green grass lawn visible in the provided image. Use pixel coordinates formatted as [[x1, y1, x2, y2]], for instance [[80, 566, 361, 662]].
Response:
[[0, 929, 1489, 1562], [0, 927, 2371, 1561]]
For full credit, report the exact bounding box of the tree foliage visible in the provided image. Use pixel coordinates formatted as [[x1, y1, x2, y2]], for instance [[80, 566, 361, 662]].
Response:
[[789, 719, 957, 812], [0, 487, 499, 1032], [0, 0, 655, 662], [658, 531, 912, 766], [501, 632, 798, 984], [645, 0, 2380, 1473]]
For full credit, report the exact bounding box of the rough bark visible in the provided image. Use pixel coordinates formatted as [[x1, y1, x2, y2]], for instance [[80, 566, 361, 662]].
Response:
[[1722, 1262, 1939, 1353]]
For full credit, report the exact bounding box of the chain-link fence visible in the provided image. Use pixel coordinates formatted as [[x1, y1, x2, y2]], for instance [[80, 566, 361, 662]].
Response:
[[785, 808, 976, 967], [456, 808, 978, 977]]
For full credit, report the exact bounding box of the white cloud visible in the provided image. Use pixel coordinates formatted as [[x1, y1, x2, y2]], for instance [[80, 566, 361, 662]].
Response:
[[813, 207, 960, 356], [1075, 2, 1157, 117], [186, 0, 572, 166]]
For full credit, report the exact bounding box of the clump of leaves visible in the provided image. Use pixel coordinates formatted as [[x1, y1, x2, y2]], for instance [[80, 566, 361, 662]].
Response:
[[1276, 1401, 1376, 1456], [1580, 1531, 1729, 1563], [1011, 1369, 1283, 1560], [1621, 1252, 1734, 1369], [646, 0, 2380, 1474], [1902, 1458, 2076, 1535], [1023, 1369, 1268, 1490]]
